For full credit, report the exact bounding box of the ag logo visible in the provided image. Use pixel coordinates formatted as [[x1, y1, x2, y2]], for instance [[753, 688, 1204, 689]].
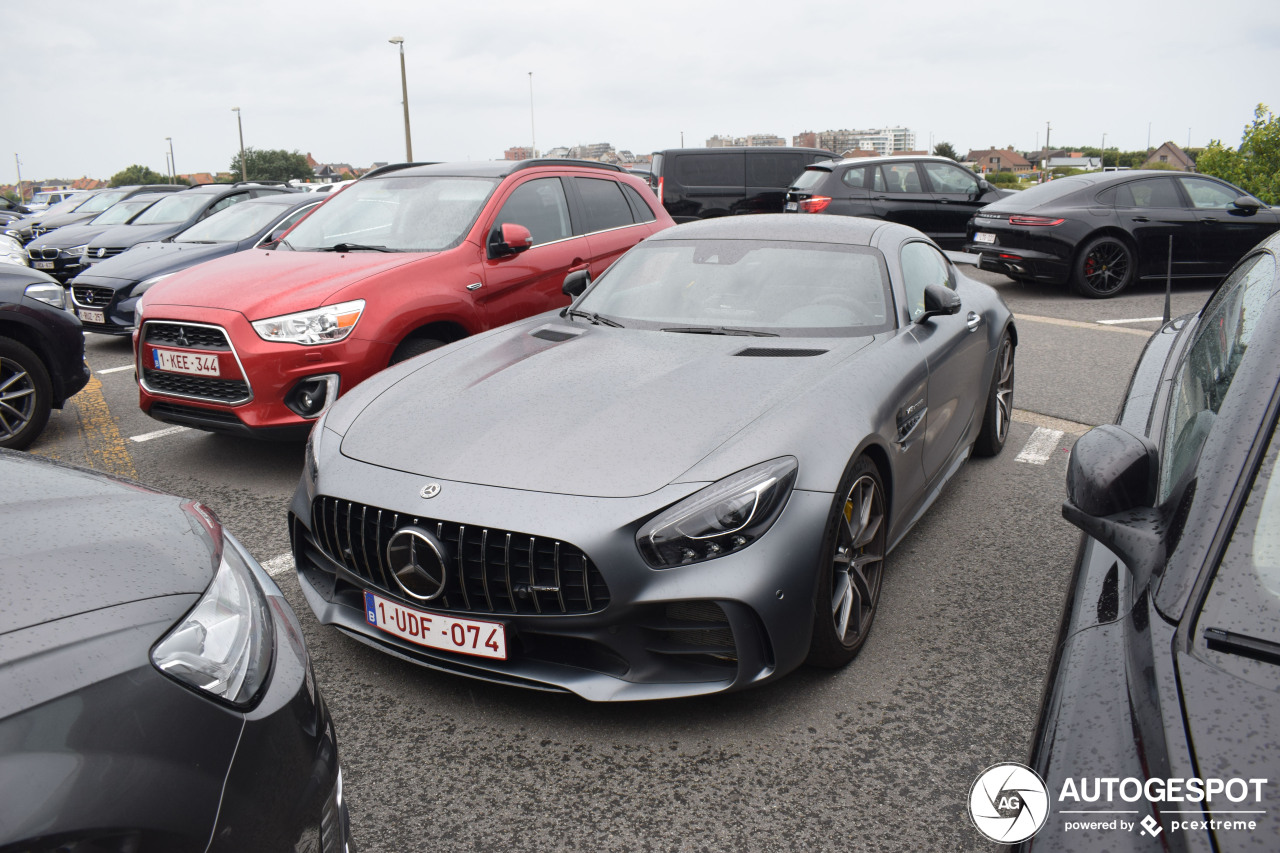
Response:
[[968, 762, 1049, 843]]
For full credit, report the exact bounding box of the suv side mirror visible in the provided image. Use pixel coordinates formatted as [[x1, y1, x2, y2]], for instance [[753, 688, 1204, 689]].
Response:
[[917, 284, 961, 322], [488, 222, 533, 258], [978, 178, 992, 192], [1062, 425, 1166, 588], [1232, 196, 1262, 213], [562, 269, 591, 299]]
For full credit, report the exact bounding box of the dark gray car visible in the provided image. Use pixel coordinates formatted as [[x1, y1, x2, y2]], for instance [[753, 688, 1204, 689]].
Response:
[[290, 214, 1016, 700]]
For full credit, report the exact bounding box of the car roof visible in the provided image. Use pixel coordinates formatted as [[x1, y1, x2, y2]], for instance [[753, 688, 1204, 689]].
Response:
[[653, 147, 836, 156], [646, 213, 881, 246], [812, 155, 968, 169], [179, 182, 294, 195], [374, 159, 628, 179]]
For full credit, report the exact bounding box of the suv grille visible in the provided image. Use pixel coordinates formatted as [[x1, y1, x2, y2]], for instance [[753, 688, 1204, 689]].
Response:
[[72, 285, 115, 308], [308, 496, 610, 616], [141, 369, 250, 402], [144, 322, 231, 350], [87, 247, 126, 261]]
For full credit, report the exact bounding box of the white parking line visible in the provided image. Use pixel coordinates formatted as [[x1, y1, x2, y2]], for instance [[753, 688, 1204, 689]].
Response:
[[1015, 427, 1065, 465], [130, 425, 190, 443], [97, 364, 135, 375], [263, 554, 294, 577], [1097, 316, 1164, 326]]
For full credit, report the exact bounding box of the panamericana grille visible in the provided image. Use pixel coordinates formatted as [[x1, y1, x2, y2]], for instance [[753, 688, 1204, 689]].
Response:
[[72, 285, 115, 308], [144, 322, 231, 350], [310, 496, 610, 616], [142, 368, 250, 402]]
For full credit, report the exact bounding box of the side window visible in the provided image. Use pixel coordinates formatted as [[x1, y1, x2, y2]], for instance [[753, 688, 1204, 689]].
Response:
[[492, 177, 572, 246], [674, 154, 743, 187], [620, 183, 657, 223], [900, 241, 954, 320], [871, 167, 886, 193], [882, 162, 923, 193], [1115, 178, 1181, 208], [1160, 253, 1277, 500], [264, 205, 316, 241], [921, 162, 978, 195], [574, 177, 635, 233], [1177, 177, 1243, 210], [206, 193, 246, 217], [841, 166, 869, 189]]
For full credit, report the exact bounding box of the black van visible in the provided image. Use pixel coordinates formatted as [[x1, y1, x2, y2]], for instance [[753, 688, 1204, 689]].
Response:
[[649, 147, 836, 222]]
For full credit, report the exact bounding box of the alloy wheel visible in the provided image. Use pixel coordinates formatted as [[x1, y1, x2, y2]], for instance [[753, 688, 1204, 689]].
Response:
[[0, 357, 37, 442], [993, 337, 1014, 444], [830, 473, 886, 644], [1082, 241, 1131, 296]]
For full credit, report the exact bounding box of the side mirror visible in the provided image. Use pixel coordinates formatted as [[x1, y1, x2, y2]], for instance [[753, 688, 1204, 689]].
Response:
[[1232, 196, 1262, 213], [977, 179, 992, 192], [1062, 425, 1165, 588], [917, 284, 961, 322], [488, 222, 533, 258], [562, 269, 591, 299]]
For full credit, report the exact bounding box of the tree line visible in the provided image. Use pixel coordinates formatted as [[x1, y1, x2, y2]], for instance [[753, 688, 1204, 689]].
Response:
[[108, 148, 319, 187]]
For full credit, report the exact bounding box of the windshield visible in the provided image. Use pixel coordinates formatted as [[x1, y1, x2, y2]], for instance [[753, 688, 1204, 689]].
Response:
[[177, 201, 294, 243], [90, 199, 155, 225], [131, 193, 211, 225], [41, 195, 91, 216], [76, 190, 131, 214], [283, 176, 499, 251], [574, 239, 893, 335]]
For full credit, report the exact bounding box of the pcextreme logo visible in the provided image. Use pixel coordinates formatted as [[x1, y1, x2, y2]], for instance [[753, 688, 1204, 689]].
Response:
[[967, 765, 1270, 844]]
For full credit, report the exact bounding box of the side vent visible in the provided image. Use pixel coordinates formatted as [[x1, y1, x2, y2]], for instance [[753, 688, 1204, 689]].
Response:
[[530, 325, 582, 343], [733, 347, 828, 358]]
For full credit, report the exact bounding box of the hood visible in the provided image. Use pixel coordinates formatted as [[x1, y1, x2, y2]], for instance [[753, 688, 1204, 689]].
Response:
[[338, 321, 871, 497], [75, 239, 237, 285], [33, 211, 96, 231], [88, 222, 184, 250], [0, 453, 216, 635], [27, 222, 115, 250], [144, 248, 430, 320]]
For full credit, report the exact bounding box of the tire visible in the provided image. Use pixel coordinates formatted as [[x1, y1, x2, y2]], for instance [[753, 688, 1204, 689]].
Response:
[[806, 454, 888, 668], [974, 332, 1015, 457], [0, 338, 53, 450], [1072, 236, 1134, 298], [389, 336, 446, 366]]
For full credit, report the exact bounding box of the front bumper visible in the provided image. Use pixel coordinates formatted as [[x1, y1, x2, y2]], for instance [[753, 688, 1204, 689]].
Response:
[[290, 433, 832, 701]]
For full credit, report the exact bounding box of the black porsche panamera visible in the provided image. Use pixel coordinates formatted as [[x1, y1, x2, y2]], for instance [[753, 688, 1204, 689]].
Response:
[[291, 215, 1017, 700], [1019, 231, 1280, 850]]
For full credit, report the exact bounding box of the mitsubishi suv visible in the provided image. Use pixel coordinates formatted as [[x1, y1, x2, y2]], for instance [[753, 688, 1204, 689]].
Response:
[[134, 160, 673, 439]]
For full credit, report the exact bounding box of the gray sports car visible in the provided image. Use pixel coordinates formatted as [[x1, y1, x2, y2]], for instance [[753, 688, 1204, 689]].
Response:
[[289, 215, 1016, 701]]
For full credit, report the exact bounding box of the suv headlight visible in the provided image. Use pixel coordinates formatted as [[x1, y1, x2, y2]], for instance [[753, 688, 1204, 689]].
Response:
[[152, 504, 274, 708], [637, 457, 798, 568], [251, 299, 364, 345], [24, 282, 66, 309]]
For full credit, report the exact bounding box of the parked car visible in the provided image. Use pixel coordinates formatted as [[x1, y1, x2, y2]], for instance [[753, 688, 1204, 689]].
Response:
[[25, 192, 173, 282], [70, 193, 325, 335], [288, 214, 1016, 700], [0, 234, 26, 268], [785, 155, 1013, 250], [965, 170, 1280, 297], [23, 189, 83, 211], [0, 450, 354, 851], [82, 182, 295, 267], [0, 196, 31, 227], [648, 146, 836, 222], [1021, 231, 1280, 849], [4, 192, 100, 243], [21, 185, 184, 244], [133, 159, 673, 439], [0, 266, 89, 448]]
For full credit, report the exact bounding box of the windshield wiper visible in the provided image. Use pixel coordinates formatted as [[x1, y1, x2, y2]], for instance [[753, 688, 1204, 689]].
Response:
[[177, 240, 220, 244], [320, 242, 393, 252], [1204, 627, 1280, 666], [661, 325, 778, 337], [565, 309, 624, 328]]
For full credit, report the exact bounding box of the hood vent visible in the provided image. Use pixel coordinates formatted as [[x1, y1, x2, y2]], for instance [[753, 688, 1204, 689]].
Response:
[[529, 325, 582, 343], [733, 347, 828, 358]]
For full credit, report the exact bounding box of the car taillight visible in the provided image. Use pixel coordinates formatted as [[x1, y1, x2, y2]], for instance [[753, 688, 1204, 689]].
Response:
[[657, 176, 664, 205], [798, 196, 832, 213], [1008, 215, 1064, 226]]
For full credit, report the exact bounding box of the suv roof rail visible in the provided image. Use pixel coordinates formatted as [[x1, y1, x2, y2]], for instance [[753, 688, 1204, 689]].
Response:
[[360, 162, 442, 180], [510, 159, 623, 173], [231, 180, 289, 187]]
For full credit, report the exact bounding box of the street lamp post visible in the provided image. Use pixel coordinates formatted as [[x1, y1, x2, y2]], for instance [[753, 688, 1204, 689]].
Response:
[[1100, 132, 1106, 171], [528, 71, 535, 159], [232, 108, 247, 181], [389, 37, 413, 161], [15, 154, 23, 202], [165, 137, 176, 184]]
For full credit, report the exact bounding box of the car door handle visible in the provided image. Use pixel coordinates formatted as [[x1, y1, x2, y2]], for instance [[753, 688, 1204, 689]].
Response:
[[966, 311, 982, 332], [938, 198, 951, 204], [1131, 216, 1150, 222]]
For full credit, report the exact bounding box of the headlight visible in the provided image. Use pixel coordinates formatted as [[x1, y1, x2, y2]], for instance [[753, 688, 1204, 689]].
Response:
[[637, 457, 798, 568], [251, 299, 365, 345], [61, 244, 87, 258], [151, 505, 274, 708], [24, 282, 66, 309], [133, 272, 175, 296]]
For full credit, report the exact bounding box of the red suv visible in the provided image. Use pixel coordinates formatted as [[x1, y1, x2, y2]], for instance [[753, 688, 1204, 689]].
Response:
[[133, 160, 673, 438]]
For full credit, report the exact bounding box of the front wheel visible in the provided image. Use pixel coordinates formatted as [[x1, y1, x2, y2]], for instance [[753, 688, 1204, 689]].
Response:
[[806, 455, 887, 668], [974, 332, 1015, 457], [0, 339, 53, 450], [390, 336, 446, 365], [1072, 236, 1134, 298]]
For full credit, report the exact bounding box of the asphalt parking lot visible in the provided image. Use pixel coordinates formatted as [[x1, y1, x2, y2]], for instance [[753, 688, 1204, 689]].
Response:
[[27, 267, 1215, 851]]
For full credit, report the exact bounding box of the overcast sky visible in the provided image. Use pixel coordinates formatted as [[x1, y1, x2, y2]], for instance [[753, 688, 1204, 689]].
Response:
[[5, 0, 1278, 182]]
